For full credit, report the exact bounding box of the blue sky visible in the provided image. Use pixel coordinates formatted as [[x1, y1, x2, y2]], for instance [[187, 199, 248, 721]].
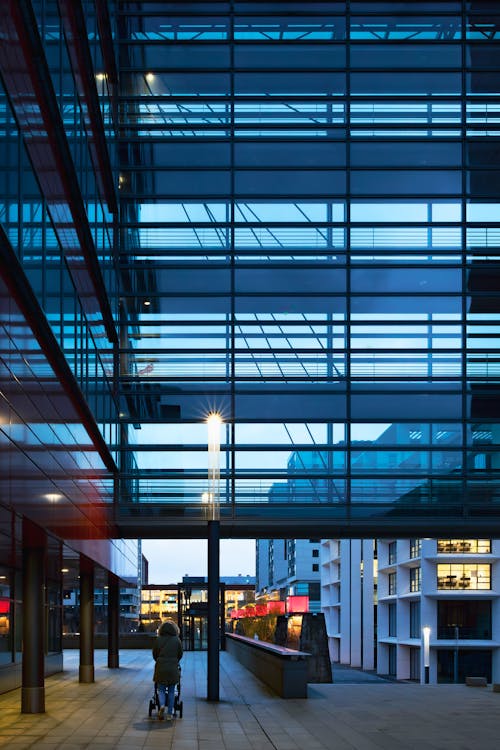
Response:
[[142, 538, 256, 584]]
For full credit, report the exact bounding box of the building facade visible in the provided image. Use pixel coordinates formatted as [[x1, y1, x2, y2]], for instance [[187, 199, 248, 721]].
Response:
[[321, 538, 500, 683], [2, 0, 500, 711], [256, 538, 322, 612]]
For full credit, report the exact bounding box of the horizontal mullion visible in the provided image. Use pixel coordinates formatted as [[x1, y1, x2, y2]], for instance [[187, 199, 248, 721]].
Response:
[[119, 320, 467, 327], [118, 39, 348, 45], [122, 222, 468, 229], [120, 165, 465, 171], [116, 444, 468, 452], [118, 471, 464, 480], [124, 348, 463, 354], [119, 193, 466, 199], [118, 291, 465, 296], [118, 375, 463, 382]]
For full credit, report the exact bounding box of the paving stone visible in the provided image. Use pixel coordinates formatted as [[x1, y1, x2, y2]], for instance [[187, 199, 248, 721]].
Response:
[[2, 651, 500, 750]]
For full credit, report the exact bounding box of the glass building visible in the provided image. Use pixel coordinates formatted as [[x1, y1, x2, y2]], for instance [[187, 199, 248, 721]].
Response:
[[0, 0, 500, 708], [116, 0, 500, 538]]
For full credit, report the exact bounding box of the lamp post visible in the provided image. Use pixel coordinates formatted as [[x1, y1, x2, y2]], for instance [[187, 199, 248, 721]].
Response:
[[422, 626, 431, 684], [206, 413, 222, 701]]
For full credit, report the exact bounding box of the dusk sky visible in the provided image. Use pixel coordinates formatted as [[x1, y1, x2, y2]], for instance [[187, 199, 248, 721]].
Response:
[[142, 538, 256, 584]]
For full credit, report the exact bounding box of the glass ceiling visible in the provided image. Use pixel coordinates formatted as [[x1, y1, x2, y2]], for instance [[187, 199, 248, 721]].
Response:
[[115, 1, 500, 537]]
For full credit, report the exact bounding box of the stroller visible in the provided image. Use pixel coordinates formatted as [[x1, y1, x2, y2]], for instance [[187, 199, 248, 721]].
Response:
[[148, 668, 183, 719]]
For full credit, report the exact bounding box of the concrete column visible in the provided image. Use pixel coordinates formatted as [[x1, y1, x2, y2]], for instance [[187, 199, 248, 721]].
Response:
[[79, 556, 95, 683], [362, 539, 375, 671], [107, 573, 119, 669], [177, 584, 182, 632], [339, 540, 351, 664], [21, 518, 46, 713], [349, 540, 362, 667], [220, 582, 226, 651], [207, 519, 220, 701]]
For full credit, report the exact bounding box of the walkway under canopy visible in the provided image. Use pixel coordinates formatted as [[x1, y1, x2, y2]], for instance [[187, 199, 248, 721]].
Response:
[[0, 649, 498, 749]]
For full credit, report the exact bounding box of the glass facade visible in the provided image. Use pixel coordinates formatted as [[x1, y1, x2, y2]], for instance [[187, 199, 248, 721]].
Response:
[[116, 0, 500, 536], [1, 2, 500, 562]]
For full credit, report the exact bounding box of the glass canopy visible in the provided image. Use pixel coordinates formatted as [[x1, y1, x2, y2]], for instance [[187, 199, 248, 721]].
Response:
[[115, 1, 500, 537]]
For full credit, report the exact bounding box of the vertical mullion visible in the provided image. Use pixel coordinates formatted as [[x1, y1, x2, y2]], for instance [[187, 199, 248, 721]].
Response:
[[346, 0, 352, 514], [230, 0, 236, 518]]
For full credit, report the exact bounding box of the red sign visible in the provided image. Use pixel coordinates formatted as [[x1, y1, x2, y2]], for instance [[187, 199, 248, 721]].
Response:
[[286, 595, 309, 613]]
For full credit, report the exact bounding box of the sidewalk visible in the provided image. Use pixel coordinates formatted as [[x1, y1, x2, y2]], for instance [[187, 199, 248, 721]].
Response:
[[0, 649, 499, 749], [332, 663, 392, 683]]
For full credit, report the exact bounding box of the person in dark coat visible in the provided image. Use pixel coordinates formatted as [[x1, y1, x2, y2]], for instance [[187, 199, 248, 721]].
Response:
[[152, 619, 183, 720]]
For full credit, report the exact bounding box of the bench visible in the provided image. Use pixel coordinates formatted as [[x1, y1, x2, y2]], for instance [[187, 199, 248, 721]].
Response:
[[225, 633, 310, 698], [466, 676, 487, 687]]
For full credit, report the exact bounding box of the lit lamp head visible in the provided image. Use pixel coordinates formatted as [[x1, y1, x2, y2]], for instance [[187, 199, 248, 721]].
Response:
[[422, 626, 431, 682], [206, 413, 222, 521], [206, 411, 222, 429]]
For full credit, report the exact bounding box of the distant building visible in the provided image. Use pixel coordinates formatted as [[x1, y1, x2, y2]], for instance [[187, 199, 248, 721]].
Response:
[[321, 538, 500, 683], [256, 538, 321, 612], [140, 576, 256, 648]]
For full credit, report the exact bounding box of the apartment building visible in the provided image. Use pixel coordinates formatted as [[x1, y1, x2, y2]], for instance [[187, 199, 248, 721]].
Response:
[[322, 538, 500, 683]]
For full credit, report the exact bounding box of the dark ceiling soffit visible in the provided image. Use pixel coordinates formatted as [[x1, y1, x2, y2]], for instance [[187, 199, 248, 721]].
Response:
[[0, 224, 117, 475], [57, 0, 118, 216], [115, 518, 500, 540], [0, 0, 118, 346]]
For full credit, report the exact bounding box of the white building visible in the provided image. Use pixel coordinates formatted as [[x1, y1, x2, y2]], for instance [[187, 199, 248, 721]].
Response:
[[321, 538, 500, 683]]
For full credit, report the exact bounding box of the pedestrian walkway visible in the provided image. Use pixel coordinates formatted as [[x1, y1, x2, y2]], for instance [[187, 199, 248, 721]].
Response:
[[331, 663, 392, 684], [0, 649, 499, 749]]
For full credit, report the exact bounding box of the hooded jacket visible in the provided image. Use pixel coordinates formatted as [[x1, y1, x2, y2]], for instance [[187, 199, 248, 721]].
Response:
[[152, 619, 183, 685]]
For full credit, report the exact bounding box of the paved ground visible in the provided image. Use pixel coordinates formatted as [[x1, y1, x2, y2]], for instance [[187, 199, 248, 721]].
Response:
[[332, 663, 391, 683], [0, 649, 499, 749]]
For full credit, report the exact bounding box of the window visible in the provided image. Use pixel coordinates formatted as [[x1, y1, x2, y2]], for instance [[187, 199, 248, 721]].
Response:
[[437, 601, 491, 640], [409, 647, 420, 682], [388, 602, 397, 637], [410, 567, 421, 593], [388, 542, 397, 565], [437, 564, 491, 590], [309, 582, 321, 601], [312, 563, 319, 572], [312, 549, 319, 558], [388, 572, 397, 595], [410, 539, 422, 559], [437, 539, 491, 554], [388, 645, 397, 677], [410, 601, 421, 638]]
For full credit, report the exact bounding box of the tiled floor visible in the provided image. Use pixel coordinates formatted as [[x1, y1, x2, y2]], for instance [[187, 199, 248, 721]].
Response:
[[0, 650, 499, 749]]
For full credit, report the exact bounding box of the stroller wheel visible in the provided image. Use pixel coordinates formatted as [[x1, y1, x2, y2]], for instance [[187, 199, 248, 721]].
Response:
[[148, 699, 155, 717]]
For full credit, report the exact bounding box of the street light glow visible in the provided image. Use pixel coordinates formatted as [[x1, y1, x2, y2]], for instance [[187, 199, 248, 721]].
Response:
[[206, 413, 222, 521]]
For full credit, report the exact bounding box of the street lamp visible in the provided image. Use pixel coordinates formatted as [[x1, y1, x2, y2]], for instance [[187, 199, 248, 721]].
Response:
[[206, 412, 222, 702], [206, 412, 222, 521], [422, 626, 431, 684]]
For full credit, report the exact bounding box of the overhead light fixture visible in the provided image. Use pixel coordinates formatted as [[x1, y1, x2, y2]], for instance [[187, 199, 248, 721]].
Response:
[[45, 493, 62, 503], [144, 299, 151, 306], [145, 72, 155, 83]]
